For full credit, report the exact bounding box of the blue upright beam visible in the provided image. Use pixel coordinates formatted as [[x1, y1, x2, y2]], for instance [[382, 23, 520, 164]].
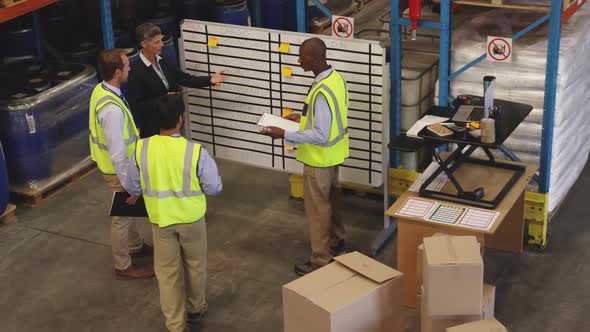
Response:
[[310, 0, 333, 19], [438, 0, 451, 107], [32, 12, 43, 59], [390, 0, 402, 167], [297, 0, 306, 32], [251, 0, 262, 27], [539, 0, 563, 193], [100, 0, 115, 49]]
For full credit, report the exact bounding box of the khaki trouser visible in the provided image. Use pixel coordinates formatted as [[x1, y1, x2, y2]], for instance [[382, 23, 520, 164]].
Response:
[[103, 175, 152, 270], [152, 219, 208, 332], [303, 165, 346, 266]]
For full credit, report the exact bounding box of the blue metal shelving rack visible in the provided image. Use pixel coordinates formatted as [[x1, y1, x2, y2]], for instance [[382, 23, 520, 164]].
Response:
[[389, 0, 563, 247], [294, 0, 565, 248]]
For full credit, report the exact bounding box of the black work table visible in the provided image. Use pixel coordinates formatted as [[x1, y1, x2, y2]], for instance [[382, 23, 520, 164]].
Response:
[[390, 96, 533, 209]]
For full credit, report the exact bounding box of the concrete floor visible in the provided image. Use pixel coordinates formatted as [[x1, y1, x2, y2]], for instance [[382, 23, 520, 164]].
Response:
[[0, 159, 589, 332]]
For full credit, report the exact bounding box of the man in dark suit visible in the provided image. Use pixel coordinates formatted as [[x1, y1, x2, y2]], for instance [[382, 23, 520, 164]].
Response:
[[127, 23, 226, 138]]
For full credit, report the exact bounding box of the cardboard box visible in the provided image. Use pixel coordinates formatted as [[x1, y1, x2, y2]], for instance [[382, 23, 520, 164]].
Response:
[[418, 236, 483, 295], [417, 233, 447, 294], [421, 284, 495, 332], [283, 251, 403, 332], [424, 236, 483, 316], [446, 319, 508, 332]]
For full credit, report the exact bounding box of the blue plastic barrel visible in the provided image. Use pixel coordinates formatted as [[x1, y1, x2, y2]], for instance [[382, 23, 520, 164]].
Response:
[[0, 110, 54, 183], [162, 34, 178, 65], [147, 12, 178, 38], [254, 0, 297, 31], [61, 40, 98, 69], [178, 0, 209, 20], [121, 48, 140, 100], [4, 27, 35, 59], [211, 0, 251, 26], [0, 141, 9, 215]]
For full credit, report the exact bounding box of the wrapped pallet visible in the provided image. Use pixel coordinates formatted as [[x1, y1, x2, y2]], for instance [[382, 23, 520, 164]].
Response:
[[0, 61, 97, 195], [435, 5, 590, 211]]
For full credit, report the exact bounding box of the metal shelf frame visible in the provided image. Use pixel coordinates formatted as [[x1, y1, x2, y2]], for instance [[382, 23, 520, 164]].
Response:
[[0, 0, 58, 23], [389, 0, 563, 195], [98, 0, 267, 49]]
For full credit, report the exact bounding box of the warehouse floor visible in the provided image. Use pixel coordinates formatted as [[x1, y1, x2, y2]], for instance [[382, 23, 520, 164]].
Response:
[[0, 159, 589, 332]]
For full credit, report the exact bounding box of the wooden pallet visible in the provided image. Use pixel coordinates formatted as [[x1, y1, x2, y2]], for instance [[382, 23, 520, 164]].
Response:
[[11, 162, 97, 207], [0, 204, 17, 225], [0, 0, 26, 8]]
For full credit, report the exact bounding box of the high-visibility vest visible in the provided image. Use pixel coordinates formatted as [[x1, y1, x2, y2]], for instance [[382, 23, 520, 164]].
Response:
[[88, 84, 139, 174], [136, 135, 206, 227], [296, 69, 349, 167]]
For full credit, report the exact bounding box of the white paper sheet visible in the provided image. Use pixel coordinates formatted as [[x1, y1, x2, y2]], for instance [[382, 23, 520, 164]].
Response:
[[257, 113, 301, 133]]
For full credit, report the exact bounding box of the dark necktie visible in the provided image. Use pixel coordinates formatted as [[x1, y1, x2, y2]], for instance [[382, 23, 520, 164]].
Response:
[[120, 94, 131, 110]]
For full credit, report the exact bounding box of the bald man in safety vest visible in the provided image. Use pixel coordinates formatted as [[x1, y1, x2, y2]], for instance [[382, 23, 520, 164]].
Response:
[[262, 37, 349, 275]]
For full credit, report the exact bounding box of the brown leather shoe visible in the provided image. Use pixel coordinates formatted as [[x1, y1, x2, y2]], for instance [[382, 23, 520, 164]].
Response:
[[115, 264, 155, 279], [130, 244, 153, 258], [294, 261, 325, 276]]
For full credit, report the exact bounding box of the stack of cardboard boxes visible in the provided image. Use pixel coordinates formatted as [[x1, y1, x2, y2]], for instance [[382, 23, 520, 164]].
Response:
[[417, 234, 507, 332], [281, 237, 510, 332]]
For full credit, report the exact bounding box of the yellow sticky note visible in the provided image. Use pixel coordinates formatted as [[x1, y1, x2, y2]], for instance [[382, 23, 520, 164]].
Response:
[[282, 108, 293, 117], [208, 37, 218, 47], [282, 66, 292, 77], [279, 42, 290, 53], [285, 145, 295, 151]]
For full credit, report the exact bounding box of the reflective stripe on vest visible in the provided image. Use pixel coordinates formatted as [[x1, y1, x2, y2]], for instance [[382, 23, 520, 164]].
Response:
[[303, 83, 349, 147], [88, 84, 139, 174], [139, 137, 204, 199], [90, 96, 138, 150], [296, 69, 349, 168]]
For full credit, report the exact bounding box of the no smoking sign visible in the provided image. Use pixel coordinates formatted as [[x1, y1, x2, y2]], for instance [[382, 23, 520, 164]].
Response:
[[332, 16, 354, 39], [487, 36, 512, 63]]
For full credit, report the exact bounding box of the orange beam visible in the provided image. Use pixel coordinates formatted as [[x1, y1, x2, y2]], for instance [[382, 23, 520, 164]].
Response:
[[0, 0, 59, 23], [562, 0, 586, 27]]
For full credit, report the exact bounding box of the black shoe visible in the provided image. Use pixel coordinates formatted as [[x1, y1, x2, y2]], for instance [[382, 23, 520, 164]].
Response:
[[294, 261, 323, 276], [187, 309, 207, 325], [331, 240, 347, 257]]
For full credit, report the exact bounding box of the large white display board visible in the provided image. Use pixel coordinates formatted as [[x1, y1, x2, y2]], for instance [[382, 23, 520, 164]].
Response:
[[180, 21, 388, 186]]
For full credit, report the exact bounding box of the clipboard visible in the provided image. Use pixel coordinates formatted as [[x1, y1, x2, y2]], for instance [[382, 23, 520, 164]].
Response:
[[109, 192, 148, 218]]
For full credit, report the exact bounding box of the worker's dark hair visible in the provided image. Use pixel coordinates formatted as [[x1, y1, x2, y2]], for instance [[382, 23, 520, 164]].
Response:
[[157, 94, 185, 130], [97, 49, 126, 81], [135, 22, 162, 43], [301, 37, 327, 59]]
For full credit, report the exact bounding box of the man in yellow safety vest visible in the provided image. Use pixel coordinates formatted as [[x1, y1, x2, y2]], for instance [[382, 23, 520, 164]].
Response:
[[262, 37, 350, 275], [124, 95, 222, 332], [89, 49, 154, 279]]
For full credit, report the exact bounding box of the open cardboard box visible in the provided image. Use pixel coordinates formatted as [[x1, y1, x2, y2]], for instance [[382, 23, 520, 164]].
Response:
[[283, 252, 403, 332]]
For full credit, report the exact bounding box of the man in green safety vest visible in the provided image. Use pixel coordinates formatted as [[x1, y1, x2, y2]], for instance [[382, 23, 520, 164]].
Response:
[[89, 49, 154, 279], [124, 95, 222, 332], [262, 37, 350, 276]]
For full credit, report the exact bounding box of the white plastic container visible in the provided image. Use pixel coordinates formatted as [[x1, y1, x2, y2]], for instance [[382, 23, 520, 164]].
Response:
[[401, 51, 440, 131]]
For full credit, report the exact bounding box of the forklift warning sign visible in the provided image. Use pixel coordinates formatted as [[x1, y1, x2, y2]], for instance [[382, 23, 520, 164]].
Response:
[[332, 16, 354, 39], [487, 36, 512, 63]]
